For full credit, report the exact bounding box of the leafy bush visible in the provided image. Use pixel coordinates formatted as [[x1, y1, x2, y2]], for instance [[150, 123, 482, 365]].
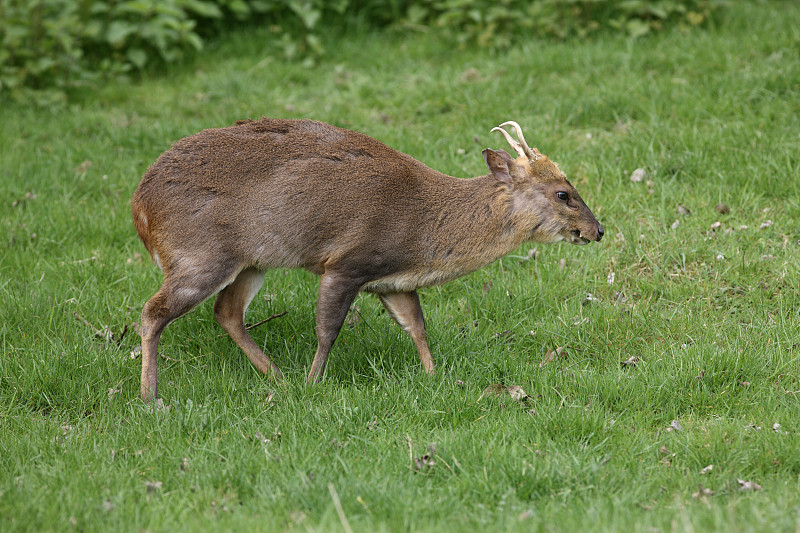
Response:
[[0, 0, 271, 98], [407, 0, 725, 48], [0, 0, 725, 98]]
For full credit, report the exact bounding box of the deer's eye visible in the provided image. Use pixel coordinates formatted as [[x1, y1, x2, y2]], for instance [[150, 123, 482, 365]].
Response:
[[556, 191, 569, 202]]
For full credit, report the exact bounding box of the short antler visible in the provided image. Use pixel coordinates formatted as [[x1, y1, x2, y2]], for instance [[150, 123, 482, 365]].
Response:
[[491, 121, 541, 162]]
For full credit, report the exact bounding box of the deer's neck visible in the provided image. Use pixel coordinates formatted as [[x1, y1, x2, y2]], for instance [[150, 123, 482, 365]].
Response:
[[426, 174, 526, 268], [362, 172, 536, 294]]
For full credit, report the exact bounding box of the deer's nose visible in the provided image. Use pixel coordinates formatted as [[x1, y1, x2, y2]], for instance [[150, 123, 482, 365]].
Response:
[[596, 224, 604, 241]]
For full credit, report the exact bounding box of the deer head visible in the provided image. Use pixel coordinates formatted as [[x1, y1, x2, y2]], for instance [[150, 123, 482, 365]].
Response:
[[484, 121, 603, 245]]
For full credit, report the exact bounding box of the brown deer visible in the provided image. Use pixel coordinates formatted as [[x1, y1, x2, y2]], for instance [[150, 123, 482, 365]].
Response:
[[132, 119, 603, 403]]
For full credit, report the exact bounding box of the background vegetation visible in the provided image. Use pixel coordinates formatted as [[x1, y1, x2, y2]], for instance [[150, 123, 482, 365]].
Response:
[[2, 0, 799, 531], [1, 0, 723, 98]]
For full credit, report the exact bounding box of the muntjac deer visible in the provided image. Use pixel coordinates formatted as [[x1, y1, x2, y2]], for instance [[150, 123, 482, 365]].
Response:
[[132, 119, 603, 402]]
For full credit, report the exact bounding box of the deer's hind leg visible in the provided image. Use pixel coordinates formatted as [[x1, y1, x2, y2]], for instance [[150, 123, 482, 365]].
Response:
[[213, 267, 282, 380], [140, 261, 240, 404]]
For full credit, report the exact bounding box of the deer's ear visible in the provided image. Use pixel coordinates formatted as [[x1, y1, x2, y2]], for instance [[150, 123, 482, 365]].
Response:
[[482, 148, 515, 185]]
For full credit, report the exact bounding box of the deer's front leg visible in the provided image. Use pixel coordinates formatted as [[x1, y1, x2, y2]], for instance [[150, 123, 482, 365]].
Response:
[[379, 291, 434, 374], [308, 272, 364, 382]]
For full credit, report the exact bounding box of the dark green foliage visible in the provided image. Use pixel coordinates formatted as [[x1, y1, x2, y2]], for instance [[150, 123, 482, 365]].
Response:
[[0, 0, 272, 97], [1, 0, 725, 97], [407, 0, 723, 48]]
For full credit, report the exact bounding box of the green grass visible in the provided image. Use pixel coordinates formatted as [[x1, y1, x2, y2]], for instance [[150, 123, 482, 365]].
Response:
[[2, 2, 800, 531]]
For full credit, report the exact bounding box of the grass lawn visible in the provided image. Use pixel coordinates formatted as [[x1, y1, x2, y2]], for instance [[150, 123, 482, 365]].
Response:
[[1, 2, 799, 531]]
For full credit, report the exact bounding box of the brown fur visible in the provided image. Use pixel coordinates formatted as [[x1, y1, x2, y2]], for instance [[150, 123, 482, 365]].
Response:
[[132, 118, 602, 402]]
